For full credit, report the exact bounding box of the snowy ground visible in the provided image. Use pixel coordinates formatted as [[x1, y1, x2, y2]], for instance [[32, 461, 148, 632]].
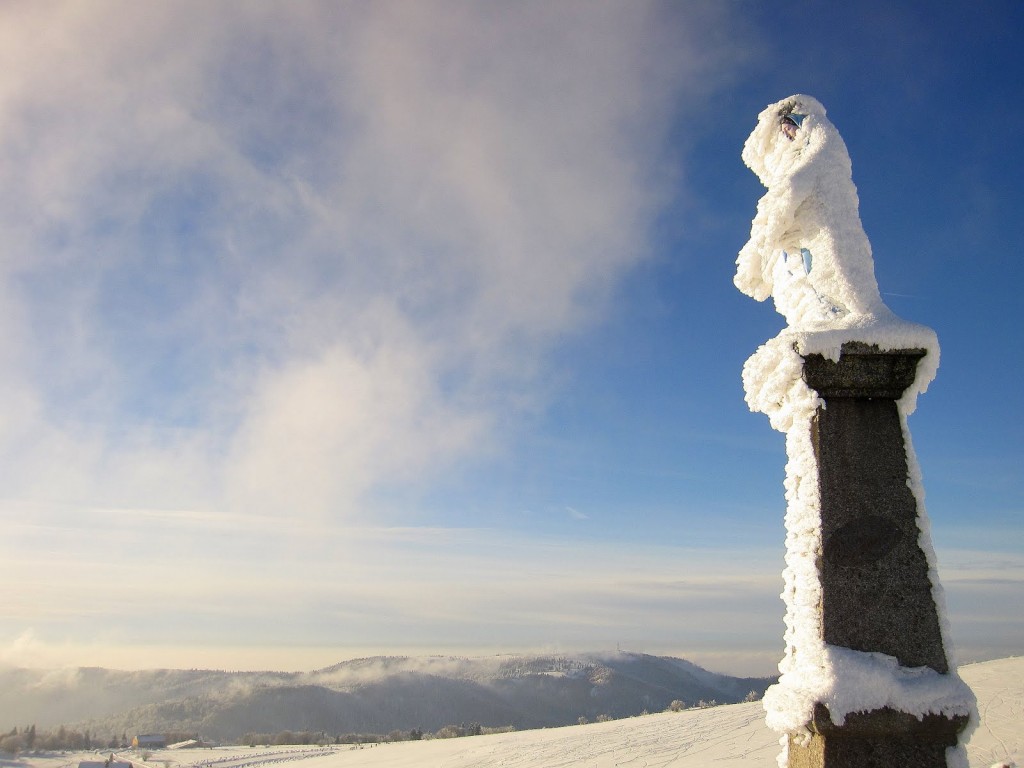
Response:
[[7, 657, 1019, 768]]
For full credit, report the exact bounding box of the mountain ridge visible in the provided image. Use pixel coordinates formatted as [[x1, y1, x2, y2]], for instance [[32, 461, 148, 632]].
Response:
[[0, 651, 773, 741]]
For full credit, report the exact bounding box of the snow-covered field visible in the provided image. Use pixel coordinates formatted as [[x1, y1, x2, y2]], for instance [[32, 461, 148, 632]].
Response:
[[8, 657, 1019, 768]]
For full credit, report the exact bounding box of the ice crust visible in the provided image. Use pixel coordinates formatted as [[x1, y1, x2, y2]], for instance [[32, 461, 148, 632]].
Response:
[[736, 95, 976, 763]]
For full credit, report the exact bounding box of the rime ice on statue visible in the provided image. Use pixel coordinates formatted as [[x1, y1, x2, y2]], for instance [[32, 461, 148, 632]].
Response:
[[735, 95, 977, 768]]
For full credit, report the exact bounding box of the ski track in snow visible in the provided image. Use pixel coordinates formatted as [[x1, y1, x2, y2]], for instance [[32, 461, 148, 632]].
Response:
[[958, 657, 1023, 767], [10, 658, 1019, 768]]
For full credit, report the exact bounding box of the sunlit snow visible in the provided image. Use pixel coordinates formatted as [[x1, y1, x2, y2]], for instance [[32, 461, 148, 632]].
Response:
[[9, 657, 1019, 768]]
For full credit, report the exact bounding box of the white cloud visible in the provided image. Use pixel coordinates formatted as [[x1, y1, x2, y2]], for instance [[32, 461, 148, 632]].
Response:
[[0, 508, 783, 670], [0, 629, 43, 668], [224, 321, 489, 518], [0, 2, 774, 669], [0, 1, 744, 521]]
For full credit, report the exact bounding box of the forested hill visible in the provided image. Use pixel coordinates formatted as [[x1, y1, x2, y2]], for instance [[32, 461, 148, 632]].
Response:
[[0, 652, 773, 742]]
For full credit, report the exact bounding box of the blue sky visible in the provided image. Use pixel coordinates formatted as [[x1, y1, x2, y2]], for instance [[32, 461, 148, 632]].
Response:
[[1, 1, 1021, 677]]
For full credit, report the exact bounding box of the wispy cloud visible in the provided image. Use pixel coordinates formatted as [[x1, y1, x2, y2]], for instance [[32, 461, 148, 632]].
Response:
[[0, 506, 781, 666], [0, 1, 743, 522], [0, 2, 765, 670]]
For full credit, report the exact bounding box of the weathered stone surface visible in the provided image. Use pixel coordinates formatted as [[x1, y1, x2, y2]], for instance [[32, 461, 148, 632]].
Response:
[[788, 731, 958, 768], [788, 705, 968, 768], [807, 703, 969, 737], [790, 343, 966, 766], [802, 342, 926, 399], [811, 396, 947, 672], [802, 344, 947, 673]]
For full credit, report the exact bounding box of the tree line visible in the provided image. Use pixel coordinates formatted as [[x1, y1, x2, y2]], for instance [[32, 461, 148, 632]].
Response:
[[1, 692, 760, 755], [241, 722, 515, 747], [0, 726, 198, 755]]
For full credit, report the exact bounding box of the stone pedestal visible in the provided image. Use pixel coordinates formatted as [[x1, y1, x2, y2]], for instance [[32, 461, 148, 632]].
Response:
[[787, 705, 969, 768], [788, 342, 968, 767]]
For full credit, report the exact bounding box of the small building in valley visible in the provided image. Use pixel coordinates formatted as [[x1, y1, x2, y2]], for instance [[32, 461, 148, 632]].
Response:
[[132, 734, 166, 750]]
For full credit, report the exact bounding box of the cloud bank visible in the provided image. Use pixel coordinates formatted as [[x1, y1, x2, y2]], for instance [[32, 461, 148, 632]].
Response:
[[0, 2, 779, 670], [0, 2, 738, 521]]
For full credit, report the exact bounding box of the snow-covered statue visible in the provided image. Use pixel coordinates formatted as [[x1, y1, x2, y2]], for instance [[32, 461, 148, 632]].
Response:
[[736, 96, 977, 768], [737, 94, 942, 428], [736, 94, 887, 331]]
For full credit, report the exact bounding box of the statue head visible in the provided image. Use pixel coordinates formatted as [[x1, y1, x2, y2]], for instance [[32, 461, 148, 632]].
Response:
[[741, 94, 842, 187]]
